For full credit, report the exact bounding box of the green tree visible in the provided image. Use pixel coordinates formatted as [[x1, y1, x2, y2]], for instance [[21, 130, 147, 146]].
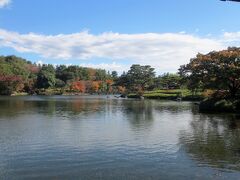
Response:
[[37, 64, 56, 88], [116, 65, 155, 94], [95, 69, 108, 81], [111, 71, 118, 80], [155, 73, 182, 89]]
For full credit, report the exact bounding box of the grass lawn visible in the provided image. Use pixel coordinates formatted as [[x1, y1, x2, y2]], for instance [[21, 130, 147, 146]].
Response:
[[128, 89, 203, 101]]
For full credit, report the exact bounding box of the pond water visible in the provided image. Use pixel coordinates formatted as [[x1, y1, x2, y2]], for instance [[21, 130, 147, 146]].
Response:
[[0, 96, 240, 179]]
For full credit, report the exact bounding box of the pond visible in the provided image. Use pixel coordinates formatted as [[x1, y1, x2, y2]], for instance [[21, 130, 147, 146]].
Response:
[[0, 96, 240, 179]]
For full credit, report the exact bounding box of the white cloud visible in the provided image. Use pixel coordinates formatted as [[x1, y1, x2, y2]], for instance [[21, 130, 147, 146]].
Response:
[[0, 28, 239, 73], [36, 60, 43, 66], [223, 32, 240, 42], [79, 62, 129, 74], [0, 0, 11, 8]]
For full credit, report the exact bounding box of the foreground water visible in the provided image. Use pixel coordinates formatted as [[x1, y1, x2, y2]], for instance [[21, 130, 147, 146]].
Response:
[[0, 96, 240, 179]]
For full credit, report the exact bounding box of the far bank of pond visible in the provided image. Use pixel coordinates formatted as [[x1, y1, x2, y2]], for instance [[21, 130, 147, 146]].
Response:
[[127, 89, 203, 101]]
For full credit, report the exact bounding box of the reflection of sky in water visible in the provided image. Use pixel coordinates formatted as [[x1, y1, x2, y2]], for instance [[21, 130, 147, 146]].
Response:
[[0, 96, 240, 179]]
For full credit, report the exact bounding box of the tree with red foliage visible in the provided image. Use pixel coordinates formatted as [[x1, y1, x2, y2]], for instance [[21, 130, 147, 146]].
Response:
[[91, 81, 100, 92], [70, 81, 86, 93], [0, 75, 24, 95], [179, 47, 240, 98]]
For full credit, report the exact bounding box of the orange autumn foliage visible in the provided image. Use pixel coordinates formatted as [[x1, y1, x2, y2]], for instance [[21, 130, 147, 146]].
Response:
[[106, 79, 113, 85], [91, 81, 100, 92], [70, 81, 86, 93], [118, 86, 126, 93]]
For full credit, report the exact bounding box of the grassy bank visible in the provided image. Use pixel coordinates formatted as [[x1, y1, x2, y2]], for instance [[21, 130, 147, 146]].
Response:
[[10, 92, 29, 96], [128, 89, 203, 101]]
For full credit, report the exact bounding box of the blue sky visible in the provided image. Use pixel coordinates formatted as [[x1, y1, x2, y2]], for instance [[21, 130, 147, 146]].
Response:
[[0, 0, 240, 74]]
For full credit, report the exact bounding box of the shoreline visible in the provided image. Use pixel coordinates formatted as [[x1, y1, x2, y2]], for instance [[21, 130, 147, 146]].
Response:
[[5, 93, 240, 115]]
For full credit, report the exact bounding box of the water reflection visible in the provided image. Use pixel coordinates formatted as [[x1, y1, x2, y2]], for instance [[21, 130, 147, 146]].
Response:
[[0, 96, 107, 118], [179, 114, 240, 171], [1, 96, 240, 179], [0, 97, 156, 129], [122, 100, 154, 128], [153, 101, 194, 113]]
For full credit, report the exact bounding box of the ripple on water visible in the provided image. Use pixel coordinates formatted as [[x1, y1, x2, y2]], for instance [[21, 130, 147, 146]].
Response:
[[0, 96, 240, 179]]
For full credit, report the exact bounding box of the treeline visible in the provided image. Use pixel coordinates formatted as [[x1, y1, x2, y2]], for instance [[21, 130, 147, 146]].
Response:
[[115, 64, 182, 95], [0, 56, 121, 95], [0, 55, 183, 96], [116, 47, 240, 100], [1, 47, 239, 100]]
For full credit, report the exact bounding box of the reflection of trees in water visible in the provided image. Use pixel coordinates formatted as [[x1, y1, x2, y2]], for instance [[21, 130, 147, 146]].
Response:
[[122, 100, 154, 129], [0, 98, 32, 118], [0, 99, 59, 117], [0, 97, 106, 118], [179, 114, 240, 171], [64, 99, 102, 115], [153, 101, 194, 114]]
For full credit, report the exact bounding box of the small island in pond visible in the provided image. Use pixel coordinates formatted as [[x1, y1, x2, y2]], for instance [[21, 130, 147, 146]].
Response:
[[1, 47, 240, 113]]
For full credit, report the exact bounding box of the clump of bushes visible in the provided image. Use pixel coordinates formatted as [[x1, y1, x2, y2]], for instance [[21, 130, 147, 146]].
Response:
[[36, 88, 64, 96]]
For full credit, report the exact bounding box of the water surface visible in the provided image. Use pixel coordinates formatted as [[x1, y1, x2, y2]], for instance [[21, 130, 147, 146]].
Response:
[[0, 96, 240, 179]]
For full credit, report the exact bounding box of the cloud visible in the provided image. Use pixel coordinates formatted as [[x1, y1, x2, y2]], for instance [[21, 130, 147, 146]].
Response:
[[223, 32, 240, 42], [0, 28, 239, 73], [79, 62, 129, 74], [36, 60, 43, 66], [0, 0, 11, 8]]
